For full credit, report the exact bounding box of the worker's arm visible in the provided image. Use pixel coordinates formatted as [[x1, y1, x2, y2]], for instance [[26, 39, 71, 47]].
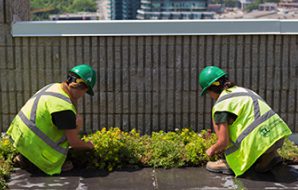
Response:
[[206, 121, 230, 157], [52, 111, 93, 149], [65, 114, 93, 149]]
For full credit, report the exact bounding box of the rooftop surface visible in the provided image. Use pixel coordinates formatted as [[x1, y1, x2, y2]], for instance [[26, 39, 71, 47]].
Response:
[[8, 164, 298, 189]]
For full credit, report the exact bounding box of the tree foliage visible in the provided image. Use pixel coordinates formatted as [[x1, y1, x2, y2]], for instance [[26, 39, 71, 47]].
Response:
[[30, 0, 97, 20], [245, 0, 281, 12], [210, 0, 238, 8], [70, 0, 97, 12]]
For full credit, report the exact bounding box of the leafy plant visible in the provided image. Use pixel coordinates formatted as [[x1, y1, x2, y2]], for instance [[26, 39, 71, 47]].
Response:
[[183, 129, 220, 166], [278, 138, 298, 164], [1, 127, 298, 189], [79, 128, 219, 171], [146, 131, 186, 168], [0, 136, 17, 189], [81, 128, 146, 171]]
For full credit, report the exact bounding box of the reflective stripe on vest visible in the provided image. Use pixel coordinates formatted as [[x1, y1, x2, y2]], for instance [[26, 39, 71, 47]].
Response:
[[215, 88, 276, 155], [17, 84, 71, 155]]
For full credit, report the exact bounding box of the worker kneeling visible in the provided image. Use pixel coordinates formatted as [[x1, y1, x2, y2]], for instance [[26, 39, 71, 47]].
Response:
[[7, 64, 96, 175], [199, 66, 292, 177]]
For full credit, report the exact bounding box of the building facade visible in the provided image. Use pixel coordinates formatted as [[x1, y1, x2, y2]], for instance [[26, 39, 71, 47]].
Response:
[[110, 0, 141, 19], [97, 0, 111, 20], [137, 0, 213, 19]]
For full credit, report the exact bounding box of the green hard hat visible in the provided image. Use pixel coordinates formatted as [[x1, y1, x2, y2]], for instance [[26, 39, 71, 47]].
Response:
[[199, 66, 227, 96], [69, 64, 96, 96]]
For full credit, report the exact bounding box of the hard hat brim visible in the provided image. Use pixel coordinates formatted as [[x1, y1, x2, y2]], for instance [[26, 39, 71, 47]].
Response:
[[87, 88, 94, 96], [200, 89, 207, 96]]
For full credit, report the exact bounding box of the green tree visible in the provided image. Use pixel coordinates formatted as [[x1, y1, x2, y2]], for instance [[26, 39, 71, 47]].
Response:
[[210, 0, 238, 8], [245, 0, 281, 12], [245, 1, 260, 12], [224, 0, 238, 7], [70, 0, 97, 12], [30, 0, 97, 20]]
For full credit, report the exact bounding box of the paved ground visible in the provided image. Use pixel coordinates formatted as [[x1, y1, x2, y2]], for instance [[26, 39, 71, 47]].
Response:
[[8, 164, 298, 190]]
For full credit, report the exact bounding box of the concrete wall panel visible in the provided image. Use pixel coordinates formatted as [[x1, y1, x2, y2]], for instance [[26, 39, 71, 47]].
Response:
[[1, 34, 298, 133], [1, 3, 298, 133]]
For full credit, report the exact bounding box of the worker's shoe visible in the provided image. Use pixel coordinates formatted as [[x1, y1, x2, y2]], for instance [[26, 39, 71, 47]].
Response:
[[13, 154, 29, 169], [206, 159, 234, 175], [254, 154, 283, 173]]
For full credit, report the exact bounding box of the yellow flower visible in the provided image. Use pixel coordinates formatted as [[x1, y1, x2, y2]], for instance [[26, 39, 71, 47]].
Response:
[[2, 139, 10, 146]]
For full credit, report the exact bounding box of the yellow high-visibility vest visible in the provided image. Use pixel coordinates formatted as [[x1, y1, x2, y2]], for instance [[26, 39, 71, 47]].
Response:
[[212, 86, 292, 176], [7, 83, 76, 175]]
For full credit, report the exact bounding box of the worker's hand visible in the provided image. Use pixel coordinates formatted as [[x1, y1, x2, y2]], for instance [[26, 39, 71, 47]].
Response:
[[206, 146, 215, 157], [65, 129, 94, 150], [76, 114, 83, 130], [87, 141, 94, 149]]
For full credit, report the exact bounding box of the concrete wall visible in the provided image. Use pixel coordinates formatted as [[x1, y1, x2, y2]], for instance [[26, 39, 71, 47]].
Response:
[[1, 0, 298, 134]]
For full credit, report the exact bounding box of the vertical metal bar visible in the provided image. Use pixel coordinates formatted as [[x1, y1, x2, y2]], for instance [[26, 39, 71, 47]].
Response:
[[4, 0, 9, 24], [119, 37, 123, 131], [280, 36, 287, 122], [141, 36, 146, 134], [149, 36, 154, 132], [275, 36, 282, 116], [158, 36, 161, 131], [165, 36, 169, 131], [135, 37, 139, 132], [173, 36, 177, 130], [290, 36, 297, 132], [112, 37, 116, 128], [251, 36, 259, 94], [11, 36, 18, 131], [114, 36, 120, 129], [127, 37, 132, 131], [179, 36, 183, 129], [167, 36, 175, 131], [193, 36, 199, 132], [103, 37, 110, 127], [93, 36, 100, 132], [187, 36, 192, 130], [258, 36, 266, 99], [266, 35, 274, 107], [0, 0, 4, 23], [121, 37, 129, 132], [89, 36, 94, 132], [200, 36, 207, 130]]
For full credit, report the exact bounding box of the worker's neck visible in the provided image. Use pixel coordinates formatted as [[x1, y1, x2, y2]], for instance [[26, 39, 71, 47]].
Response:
[[61, 82, 78, 108], [208, 91, 220, 100]]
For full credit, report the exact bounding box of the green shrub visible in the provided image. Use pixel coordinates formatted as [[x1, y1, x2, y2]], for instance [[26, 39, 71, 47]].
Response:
[[278, 138, 298, 164], [1, 127, 297, 190], [0, 136, 16, 189], [80, 128, 298, 172], [145, 131, 186, 168], [82, 128, 146, 171], [183, 129, 220, 166], [80, 128, 219, 171]]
